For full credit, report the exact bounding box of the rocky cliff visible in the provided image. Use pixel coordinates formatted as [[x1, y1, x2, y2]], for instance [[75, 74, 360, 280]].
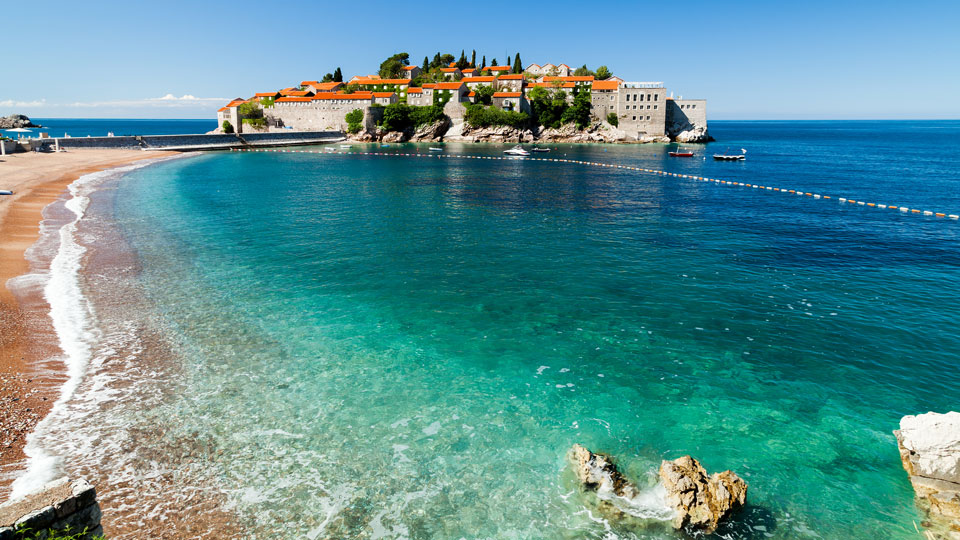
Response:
[[350, 117, 707, 144], [895, 411, 960, 539], [0, 114, 40, 129]]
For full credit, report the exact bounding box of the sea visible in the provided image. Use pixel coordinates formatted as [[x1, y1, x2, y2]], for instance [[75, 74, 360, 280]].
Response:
[[9, 120, 960, 539], [24, 118, 217, 137]]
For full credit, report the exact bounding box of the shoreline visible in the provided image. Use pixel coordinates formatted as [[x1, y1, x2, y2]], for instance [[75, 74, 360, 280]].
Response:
[[0, 149, 176, 499]]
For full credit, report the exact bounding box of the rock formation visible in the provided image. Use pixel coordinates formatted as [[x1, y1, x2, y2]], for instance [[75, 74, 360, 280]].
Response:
[[895, 411, 960, 538], [666, 118, 713, 143], [569, 444, 745, 532], [658, 455, 748, 533], [0, 114, 40, 129], [410, 118, 451, 141]]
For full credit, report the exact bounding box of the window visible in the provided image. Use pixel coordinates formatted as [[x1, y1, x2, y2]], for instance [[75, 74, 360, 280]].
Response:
[[639, 94, 644, 101], [632, 116, 636, 121], [610, 95, 614, 101], [646, 115, 651, 120], [654, 105, 658, 110], [692, 104, 696, 108], [654, 94, 658, 101]]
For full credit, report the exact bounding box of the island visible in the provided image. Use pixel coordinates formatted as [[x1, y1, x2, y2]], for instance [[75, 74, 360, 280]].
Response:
[[215, 52, 712, 144]]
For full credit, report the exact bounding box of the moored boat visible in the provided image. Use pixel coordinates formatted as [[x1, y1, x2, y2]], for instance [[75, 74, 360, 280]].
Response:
[[669, 148, 694, 157], [530, 147, 551, 153], [429, 147, 443, 152], [713, 148, 747, 161], [503, 145, 530, 156]]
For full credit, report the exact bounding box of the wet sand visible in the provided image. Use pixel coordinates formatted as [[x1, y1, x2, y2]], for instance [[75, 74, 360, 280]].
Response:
[[0, 149, 175, 498]]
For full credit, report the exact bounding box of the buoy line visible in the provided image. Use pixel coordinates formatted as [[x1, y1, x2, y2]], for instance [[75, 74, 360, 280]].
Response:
[[230, 148, 960, 221]]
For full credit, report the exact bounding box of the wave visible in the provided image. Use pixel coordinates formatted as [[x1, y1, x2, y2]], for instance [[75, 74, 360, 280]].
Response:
[[8, 157, 177, 500]]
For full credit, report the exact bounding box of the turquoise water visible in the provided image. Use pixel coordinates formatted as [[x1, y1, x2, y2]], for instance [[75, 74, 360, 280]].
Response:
[[67, 122, 960, 538], [24, 118, 216, 137]]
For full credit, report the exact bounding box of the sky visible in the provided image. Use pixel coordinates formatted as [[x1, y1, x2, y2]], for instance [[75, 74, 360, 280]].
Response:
[[2, 0, 958, 120]]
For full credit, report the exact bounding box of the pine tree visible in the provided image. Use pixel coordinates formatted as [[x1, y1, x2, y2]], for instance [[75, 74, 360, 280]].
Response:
[[431, 52, 442, 69], [513, 53, 522, 74], [422, 56, 429, 73], [471, 50, 476, 67], [333, 67, 343, 82], [507, 54, 513, 69], [481, 55, 486, 69], [457, 50, 469, 70], [491, 58, 498, 66]]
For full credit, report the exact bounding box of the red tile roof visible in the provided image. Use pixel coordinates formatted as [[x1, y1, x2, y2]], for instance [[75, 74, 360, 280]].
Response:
[[465, 76, 495, 83], [422, 83, 436, 89], [497, 74, 524, 80], [440, 67, 459, 72], [300, 81, 320, 87], [544, 76, 594, 82], [276, 97, 313, 103], [462, 68, 476, 73], [354, 79, 411, 85], [449, 61, 457, 67], [217, 106, 229, 112], [401, 66, 417, 70], [530, 82, 575, 88], [591, 80, 620, 90], [373, 92, 396, 98], [407, 87, 423, 94], [467, 91, 476, 97], [486, 66, 510, 71], [282, 90, 314, 97], [311, 82, 343, 91], [493, 92, 522, 98], [225, 99, 247, 107], [254, 92, 281, 97], [311, 92, 374, 101], [434, 82, 465, 90]]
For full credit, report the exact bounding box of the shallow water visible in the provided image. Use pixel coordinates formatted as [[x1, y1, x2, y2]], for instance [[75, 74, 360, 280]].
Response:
[[25, 121, 960, 538]]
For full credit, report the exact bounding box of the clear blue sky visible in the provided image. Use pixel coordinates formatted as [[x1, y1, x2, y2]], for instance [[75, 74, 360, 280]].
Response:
[[3, 0, 958, 120]]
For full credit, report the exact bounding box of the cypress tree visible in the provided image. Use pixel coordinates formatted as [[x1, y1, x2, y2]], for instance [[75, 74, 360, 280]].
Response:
[[471, 50, 476, 67], [423, 56, 429, 73], [432, 52, 441, 69], [333, 67, 343, 82], [457, 50, 468, 70], [491, 58, 498, 66], [507, 54, 512, 69], [513, 53, 522, 74], [481, 55, 486, 69]]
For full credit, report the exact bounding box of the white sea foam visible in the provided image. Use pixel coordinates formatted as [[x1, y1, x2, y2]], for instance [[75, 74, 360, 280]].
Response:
[[8, 157, 177, 500]]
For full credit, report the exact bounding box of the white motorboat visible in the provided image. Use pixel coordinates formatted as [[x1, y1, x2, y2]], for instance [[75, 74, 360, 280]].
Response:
[[503, 145, 530, 156]]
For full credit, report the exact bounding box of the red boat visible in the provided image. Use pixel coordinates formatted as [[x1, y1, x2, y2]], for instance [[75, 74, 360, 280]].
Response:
[[669, 149, 694, 157]]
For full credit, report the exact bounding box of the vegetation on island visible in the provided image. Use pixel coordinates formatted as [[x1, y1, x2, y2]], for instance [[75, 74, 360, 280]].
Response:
[[463, 104, 529, 129], [379, 104, 445, 132], [321, 67, 343, 83], [222, 120, 234, 133], [607, 112, 619, 127], [238, 101, 266, 129], [345, 109, 364, 133]]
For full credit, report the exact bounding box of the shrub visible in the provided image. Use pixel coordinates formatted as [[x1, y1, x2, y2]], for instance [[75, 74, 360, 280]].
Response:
[[606, 112, 619, 127], [222, 120, 234, 133], [473, 84, 494, 106], [345, 109, 364, 133], [463, 104, 529, 129], [242, 117, 266, 129], [561, 89, 592, 129]]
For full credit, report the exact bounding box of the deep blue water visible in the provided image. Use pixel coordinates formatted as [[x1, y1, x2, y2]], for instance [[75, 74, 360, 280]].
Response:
[[28, 120, 960, 539], [20, 118, 217, 137]]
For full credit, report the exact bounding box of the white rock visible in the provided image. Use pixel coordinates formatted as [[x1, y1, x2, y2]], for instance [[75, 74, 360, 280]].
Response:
[[899, 411, 960, 484]]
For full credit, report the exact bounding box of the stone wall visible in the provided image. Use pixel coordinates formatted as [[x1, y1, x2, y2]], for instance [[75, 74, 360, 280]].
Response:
[[266, 104, 374, 132], [33, 131, 343, 150], [617, 87, 667, 139], [666, 99, 711, 142], [0, 478, 101, 539]]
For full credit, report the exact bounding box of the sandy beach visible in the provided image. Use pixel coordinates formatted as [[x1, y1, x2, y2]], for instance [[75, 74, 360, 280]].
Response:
[[0, 149, 174, 498]]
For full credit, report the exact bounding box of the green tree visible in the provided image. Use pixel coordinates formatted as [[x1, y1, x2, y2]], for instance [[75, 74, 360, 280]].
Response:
[[321, 73, 334, 83], [379, 52, 410, 79], [473, 84, 495, 106], [333, 67, 343, 82], [345, 109, 364, 134], [595, 65, 612, 80], [456, 50, 469, 70], [471, 50, 476, 67], [340, 83, 359, 94], [491, 58, 498, 66], [222, 120, 234, 134], [512, 53, 522, 74], [561, 88, 592, 129], [431, 52, 442, 69], [259, 97, 275, 108], [238, 101, 263, 119], [573, 64, 594, 77], [463, 103, 529, 129], [422, 56, 429, 72], [481, 55, 486, 69], [527, 86, 570, 129], [606, 112, 619, 126], [439, 53, 455, 66], [507, 54, 513, 69]]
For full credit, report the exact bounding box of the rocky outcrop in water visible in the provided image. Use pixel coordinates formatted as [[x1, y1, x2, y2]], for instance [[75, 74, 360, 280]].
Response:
[[895, 411, 960, 538], [666, 117, 713, 143], [658, 455, 748, 533], [410, 118, 451, 141], [570, 444, 645, 511], [0, 114, 40, 129]]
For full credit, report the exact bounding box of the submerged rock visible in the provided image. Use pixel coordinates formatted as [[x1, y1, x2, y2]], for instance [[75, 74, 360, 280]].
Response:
[[895, 411, 960, 537], [658, 455, 748, 533]]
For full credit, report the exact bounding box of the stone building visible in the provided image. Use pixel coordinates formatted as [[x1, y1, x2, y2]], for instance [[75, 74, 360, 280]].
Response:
[[433, 81, 468, 106], [216, 98, 246, 131], [302, 81, 343, 93], [373, 92, 398, 106], [400, 65, 422, 79], [353, 78, 412, 99], [267, 93, 377, 132], [495, 74, 524, 92], [464, 76, 496, 90], [492, 92, 529, 113], [406, 86, 433, 106], [440, 67, 461, 80], [588, 81, 669, 139]]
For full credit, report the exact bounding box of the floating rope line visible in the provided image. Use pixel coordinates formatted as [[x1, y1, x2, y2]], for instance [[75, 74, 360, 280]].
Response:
[[230, 148, 960, 221]]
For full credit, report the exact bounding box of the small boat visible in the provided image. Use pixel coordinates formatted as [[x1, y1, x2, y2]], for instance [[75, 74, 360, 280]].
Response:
[[530, 147, 551, 153], [0, 190, 12, 196], [669, 147, 694, 157], [381, 144, 391, 148], [429, 147, 443, 152], [713, 148, 746, 161], [503, 145, 530, 156], [339, 144, 351, 149]]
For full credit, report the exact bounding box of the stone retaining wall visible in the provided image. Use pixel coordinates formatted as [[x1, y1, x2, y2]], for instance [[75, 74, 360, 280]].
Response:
[[30, 131, 344, 151], [0, 478, 101, 539]]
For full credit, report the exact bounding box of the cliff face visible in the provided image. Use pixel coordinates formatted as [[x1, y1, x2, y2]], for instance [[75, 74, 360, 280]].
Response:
[[0, 114, 40, 129]]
